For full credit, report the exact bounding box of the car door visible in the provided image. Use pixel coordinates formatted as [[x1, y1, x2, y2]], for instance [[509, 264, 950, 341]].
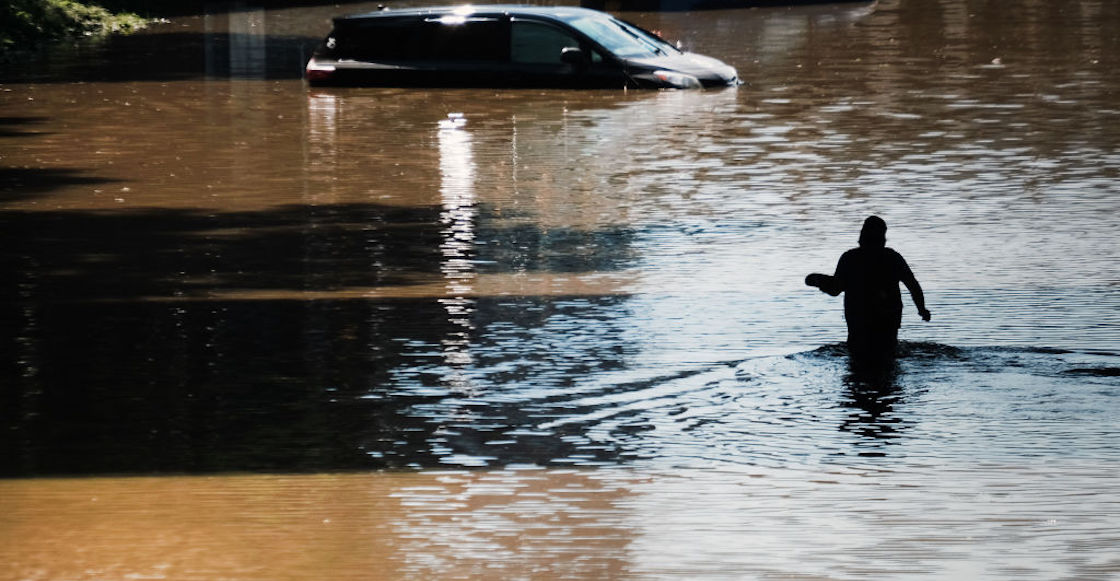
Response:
[[412, 16, 511, 87], [508, 18, 631, 89]]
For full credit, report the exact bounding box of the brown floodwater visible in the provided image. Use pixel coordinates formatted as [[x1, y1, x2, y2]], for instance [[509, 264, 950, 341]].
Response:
[[3, 464, 1117, 580], [2, 0, 1119, 578]]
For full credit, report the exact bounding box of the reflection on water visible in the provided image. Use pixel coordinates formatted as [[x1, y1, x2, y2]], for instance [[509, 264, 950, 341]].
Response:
[[0, 470, 638, 580], [438, 114, 479, 385], [225, 4, 268, 79], [1, 0, 1119, 578], [3, 462, 1119, 580]]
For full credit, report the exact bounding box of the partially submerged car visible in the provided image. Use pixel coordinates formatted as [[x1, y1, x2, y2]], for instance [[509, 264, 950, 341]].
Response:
[[305, 4, 740, 89]]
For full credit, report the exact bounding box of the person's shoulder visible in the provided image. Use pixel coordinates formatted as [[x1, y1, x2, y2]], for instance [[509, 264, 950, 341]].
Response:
[[836, 247, 859, 265], [884, 247, 912, 269]]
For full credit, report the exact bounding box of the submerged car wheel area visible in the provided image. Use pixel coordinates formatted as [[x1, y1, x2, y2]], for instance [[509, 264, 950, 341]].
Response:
[[305, 4, 740, 89]]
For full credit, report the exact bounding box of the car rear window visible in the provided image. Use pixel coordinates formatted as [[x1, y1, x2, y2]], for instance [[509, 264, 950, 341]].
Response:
[[327, 18, 417, 60]]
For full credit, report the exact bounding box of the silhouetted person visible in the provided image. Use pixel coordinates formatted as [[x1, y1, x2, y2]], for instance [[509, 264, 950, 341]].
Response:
[[806, 216, 931, 376]]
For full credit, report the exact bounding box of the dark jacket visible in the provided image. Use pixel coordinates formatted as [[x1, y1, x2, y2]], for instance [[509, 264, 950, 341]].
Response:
[[834, 246, 916, 330]]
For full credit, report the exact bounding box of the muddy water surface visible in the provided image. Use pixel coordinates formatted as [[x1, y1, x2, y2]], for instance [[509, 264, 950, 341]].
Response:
[[2, 0, 1119, 578]]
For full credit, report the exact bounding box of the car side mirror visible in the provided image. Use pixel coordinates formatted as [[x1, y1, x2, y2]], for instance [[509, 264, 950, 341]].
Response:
[[560, 47, 589, 67]]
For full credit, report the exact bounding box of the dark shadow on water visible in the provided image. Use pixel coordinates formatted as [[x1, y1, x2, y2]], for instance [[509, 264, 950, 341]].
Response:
[[1, 32, 321, 83], [0, 168, 121, 202], [0, 117, 51, 137], [0, 204, 636, 301], [0, 203, 637, 477], [0, 121, 107, 203], [0, 204, 444, 300], [1063, 367, 1120, 377], [1, 296, 633, 476]]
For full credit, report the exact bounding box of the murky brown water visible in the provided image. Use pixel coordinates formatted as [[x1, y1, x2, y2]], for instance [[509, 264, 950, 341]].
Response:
[[2, 0, 1119, 578], [3, 464, 1118, 580]]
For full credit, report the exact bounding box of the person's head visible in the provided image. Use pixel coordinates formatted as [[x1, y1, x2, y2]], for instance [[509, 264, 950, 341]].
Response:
[[858, 215, 887, 248]]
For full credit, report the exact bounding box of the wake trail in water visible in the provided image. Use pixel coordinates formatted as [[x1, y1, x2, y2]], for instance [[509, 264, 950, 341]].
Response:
[[412, 342, 1120, 470]]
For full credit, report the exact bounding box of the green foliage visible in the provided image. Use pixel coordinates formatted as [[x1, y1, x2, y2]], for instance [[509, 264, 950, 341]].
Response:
[[1, 0, 147, 50]]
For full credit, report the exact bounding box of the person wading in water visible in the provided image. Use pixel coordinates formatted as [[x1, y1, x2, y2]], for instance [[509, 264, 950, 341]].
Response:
[[806, 216, 931, 377]]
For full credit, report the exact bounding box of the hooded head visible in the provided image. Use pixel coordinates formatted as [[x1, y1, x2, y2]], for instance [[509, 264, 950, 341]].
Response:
[[858, 215, 887, 249]]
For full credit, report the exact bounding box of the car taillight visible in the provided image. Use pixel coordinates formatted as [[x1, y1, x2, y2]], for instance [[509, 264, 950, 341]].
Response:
[[305, 62, 335, 82]]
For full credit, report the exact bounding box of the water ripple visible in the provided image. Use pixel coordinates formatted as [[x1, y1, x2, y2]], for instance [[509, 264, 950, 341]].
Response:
[[385, 343, 1120, 472]]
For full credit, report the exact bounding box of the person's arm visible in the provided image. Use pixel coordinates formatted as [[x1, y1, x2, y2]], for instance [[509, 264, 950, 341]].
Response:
[[806, 273, 842, 296], [901, 270, 931, 322], [806, 253, 848, 296]]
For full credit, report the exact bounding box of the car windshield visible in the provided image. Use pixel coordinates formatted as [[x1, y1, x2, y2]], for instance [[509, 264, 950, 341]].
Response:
[[562, 14, 679, 59]]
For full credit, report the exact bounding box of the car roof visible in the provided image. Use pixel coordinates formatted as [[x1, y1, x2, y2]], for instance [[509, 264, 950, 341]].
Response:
[[336, 4, 608, 23]]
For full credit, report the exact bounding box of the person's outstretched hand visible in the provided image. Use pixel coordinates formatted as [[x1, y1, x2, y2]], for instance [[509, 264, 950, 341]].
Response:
[[919, 308, 932, 322], [805, 273, 842, 296]]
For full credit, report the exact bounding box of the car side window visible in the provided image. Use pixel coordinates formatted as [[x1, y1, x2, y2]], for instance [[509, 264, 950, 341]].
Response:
[[511, 21, 596, 65], [422, 19, 508, 61]]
